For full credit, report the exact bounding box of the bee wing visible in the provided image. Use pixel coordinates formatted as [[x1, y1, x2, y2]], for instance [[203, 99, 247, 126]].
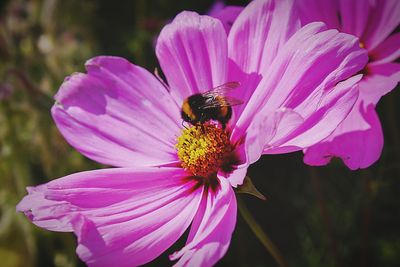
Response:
[[198, 82, 242, 109], [199, 96, 244, 109], [202, 81, 241, 97]]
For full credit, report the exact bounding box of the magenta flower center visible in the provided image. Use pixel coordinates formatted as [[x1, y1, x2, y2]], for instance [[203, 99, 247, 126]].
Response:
[[176, 123, 234, 178]]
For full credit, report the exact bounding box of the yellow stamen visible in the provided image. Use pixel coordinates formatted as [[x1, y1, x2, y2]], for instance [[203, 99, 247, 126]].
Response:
[[176, 123, 233, 178], [359, 42, 365, 48]]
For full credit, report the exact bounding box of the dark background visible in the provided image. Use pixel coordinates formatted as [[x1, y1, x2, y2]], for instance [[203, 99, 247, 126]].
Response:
[[0, 1, 399, 266]]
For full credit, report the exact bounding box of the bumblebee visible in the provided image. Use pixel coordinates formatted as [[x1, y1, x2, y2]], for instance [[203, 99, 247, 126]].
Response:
[[181, 82, 243, 129]]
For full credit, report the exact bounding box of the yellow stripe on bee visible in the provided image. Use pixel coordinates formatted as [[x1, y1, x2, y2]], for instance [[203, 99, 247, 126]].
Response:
[[216, 96, 228, 117], [182, 101, 196, 120], [220, 106, 228, 117]]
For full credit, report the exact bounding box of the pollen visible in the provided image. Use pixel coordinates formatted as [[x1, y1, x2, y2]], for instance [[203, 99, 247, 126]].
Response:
[[176, 123, 234, 178]]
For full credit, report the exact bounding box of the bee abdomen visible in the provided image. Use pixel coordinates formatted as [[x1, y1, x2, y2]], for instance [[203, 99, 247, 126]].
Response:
[[213, 96, 232, 123], [181, 99, 196, 122], [216, 105, 232, 123]]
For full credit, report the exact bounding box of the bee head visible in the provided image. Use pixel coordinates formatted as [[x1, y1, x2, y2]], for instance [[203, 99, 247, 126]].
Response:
[[181, 99, 198, 124], [181, 109, 194, 123]]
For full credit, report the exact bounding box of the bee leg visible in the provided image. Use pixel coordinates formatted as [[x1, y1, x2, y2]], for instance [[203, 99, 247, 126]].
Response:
[[181, 120, 188, 129], [222, 122, 226, 130], [201, 123, 206, 134], [199, 113, 206, 134]]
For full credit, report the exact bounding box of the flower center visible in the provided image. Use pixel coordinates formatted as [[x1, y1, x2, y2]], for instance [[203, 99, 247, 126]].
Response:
[[176, 123, 234, 178]]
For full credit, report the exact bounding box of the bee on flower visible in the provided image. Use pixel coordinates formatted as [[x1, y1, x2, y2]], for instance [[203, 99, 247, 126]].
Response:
[[17, 0, 368, 266]]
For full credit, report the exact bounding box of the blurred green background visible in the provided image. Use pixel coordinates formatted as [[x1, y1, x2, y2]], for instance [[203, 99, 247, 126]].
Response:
[[0, 0, 399, 266]]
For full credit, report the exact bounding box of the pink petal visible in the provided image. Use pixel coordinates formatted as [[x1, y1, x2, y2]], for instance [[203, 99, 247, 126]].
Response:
[[242, 108, 303, 158], [229, 0, 300, 71], [206, 0, 225, 16], [233, 22, 368, 141], [52, 56, 181, 167], [302, 62, 399, 170], [295, 0, 340, 30], [362, 0, 400, 50], [221, 164, 248, 188], [296, 0, 400, 52], [338, 0, 370, 37], [304, 103, 383, 170], [227, 0, 300, 121], [218, 138, 251, 187], [17, 167, 203, 267], [362, 62, 400, 104], [156, 11, 228, 104], [170, 177, 236, 267], [224, 108, 304, 187], [242, 75, 359, 156], [370, 33, 400, 64], [272, 76, 361, 150], [209, 4, 243, 34]]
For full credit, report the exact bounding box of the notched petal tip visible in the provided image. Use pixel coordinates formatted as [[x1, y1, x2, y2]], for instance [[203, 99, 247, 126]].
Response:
[[155, 7, 228, 104], [303, 101, 383, 170], [157, 11, 224, 43]]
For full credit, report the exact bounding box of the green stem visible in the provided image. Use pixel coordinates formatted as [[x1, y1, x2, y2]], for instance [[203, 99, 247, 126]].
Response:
[[237, 196, 288, 267], [360, 170, 372, 267], [308, 167, 339, 267]]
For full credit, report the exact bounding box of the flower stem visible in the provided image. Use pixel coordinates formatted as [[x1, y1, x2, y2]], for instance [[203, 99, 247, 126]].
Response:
[[360, 170, 372, 267], [308, 167, 339, 267], [237, 196, 288, 267]]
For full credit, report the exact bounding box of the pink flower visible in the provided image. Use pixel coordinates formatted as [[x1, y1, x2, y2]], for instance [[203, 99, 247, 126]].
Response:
[[295, 0, 400, 169], [17, 0, 367, 266]]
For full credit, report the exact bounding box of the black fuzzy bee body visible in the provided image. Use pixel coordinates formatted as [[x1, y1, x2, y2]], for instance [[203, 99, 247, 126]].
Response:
[[181, 82, 242, 129]]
